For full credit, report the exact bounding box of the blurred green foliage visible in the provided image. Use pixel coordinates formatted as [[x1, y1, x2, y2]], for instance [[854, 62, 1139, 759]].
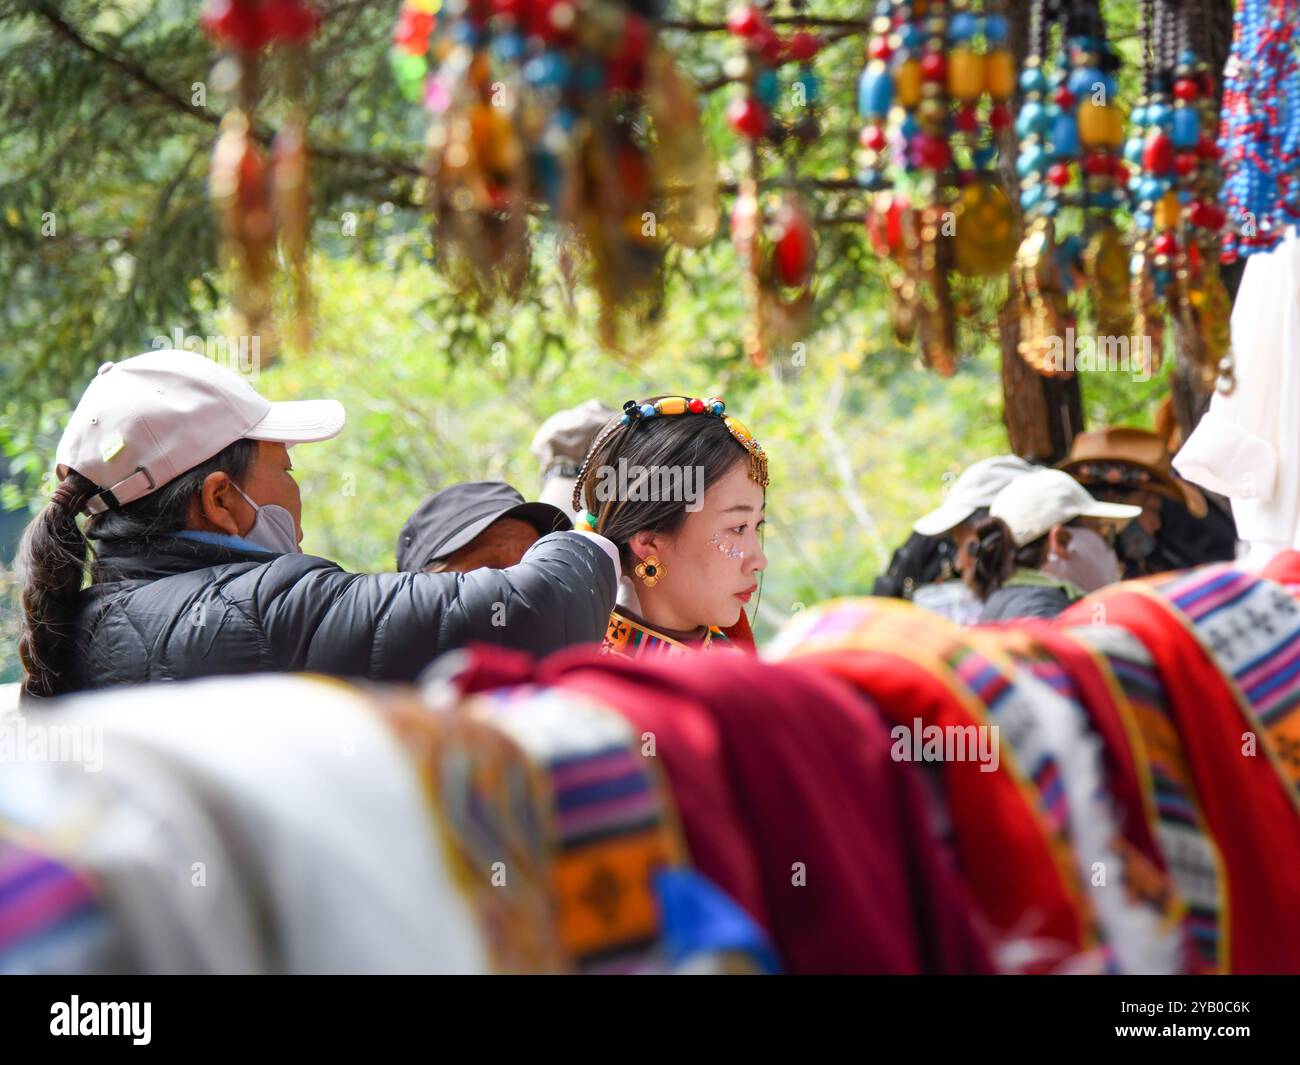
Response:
[[0, 0, 1182, 681]]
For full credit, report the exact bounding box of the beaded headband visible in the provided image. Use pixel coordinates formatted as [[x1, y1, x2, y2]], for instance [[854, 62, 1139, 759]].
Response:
[[572, 395, 771, 515]]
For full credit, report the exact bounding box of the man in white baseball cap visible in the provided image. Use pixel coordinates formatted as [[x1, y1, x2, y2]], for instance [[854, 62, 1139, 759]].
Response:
[[886, 454, 1034, 624], [990, 467, 1143, 549], [54, 348, 345, 546], [17, 350, 620, 698], [912, 454, 1037, 539], [975, 467, 1141, 621]]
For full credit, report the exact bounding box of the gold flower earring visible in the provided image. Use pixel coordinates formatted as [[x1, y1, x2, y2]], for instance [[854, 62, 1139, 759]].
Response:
[[634, 555, 666, 588]]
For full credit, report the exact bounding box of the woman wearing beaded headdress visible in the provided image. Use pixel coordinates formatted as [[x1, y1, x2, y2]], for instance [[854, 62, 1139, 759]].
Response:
[[572, 396, 769, 657]]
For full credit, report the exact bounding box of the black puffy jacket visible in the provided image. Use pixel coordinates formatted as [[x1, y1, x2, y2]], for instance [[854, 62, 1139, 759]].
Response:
[[60, 530, 616, 693]]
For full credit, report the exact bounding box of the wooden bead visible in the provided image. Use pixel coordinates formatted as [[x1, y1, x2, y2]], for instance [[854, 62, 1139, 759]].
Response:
[[895, 58, 922, 108], [947, 49, 984, 102], [984, 50, 1014, 100], [1078, 101, 1124, 149]]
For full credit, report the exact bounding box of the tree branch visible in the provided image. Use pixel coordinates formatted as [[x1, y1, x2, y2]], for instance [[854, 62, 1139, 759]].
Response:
[[30, 1, 422, 182]]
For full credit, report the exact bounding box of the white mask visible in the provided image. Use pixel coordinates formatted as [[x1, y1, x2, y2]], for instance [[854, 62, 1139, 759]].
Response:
[[232, 482, 301, 555], [1040, 525, 1121, 593]]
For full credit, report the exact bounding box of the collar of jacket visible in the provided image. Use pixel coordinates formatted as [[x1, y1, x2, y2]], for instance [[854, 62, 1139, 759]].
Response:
[[90, 531, 280, 583], [1004, 567, 1084, 601]]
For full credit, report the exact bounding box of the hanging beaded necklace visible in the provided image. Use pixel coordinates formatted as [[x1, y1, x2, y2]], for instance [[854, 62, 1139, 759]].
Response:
[[857, 0, 1019, 376], [1218, 0, 1300, 262], [1127, 0, 1232, 390], [1013, 0, 1130, 374], [725, 1, 824, 366]]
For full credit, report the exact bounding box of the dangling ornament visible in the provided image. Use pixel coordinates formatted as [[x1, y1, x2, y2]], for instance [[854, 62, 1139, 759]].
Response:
[[1014, 0, 1130, 374], [952, 177, 1017, 277], [394, 0, 716, 351], [646, 48, 720, 249], [1128, 0, 1230, 388], [1015, 216, 1073, 374], [724, 3, 826, 365], [858, 0, 1015, 375], [202, 0, 320, 357]]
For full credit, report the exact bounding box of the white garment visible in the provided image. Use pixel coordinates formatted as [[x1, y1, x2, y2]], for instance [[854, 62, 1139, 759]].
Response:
[[910, 579, 982, 626], [1174, 228, 1300, 569], [0, 676, 490, 974]]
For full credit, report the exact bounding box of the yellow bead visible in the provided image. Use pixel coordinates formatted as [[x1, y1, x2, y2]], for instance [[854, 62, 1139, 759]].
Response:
[[1077, 101, 1108, 148], [1102, 104, 1126, 149], [984, 50, 1014, 100], [1154, 190, 1181, 229], [1078, 102, 1125, 149], [948, 49, 984, 102], [657, 396, 687, 415], [896, 59, 922, 108]]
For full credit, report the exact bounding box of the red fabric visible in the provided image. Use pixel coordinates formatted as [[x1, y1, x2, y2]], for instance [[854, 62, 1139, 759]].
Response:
[[1005, 622, 1167, 873], [720, 609, 757, 652], [1060, 588, 1300, 973], [455, 643, 995, 974], [1260, 548, 1300, 592], [789, 645, 1090, 971]]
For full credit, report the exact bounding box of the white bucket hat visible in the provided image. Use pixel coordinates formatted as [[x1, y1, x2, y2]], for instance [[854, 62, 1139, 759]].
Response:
[[990, 468, 1142, 547], [55, 349, 345, 515], [913, 454, 1037, 537]]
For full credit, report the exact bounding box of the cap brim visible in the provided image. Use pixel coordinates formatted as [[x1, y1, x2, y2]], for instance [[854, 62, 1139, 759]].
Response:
[[504, 501, 574, 536], [409, 501, 571, 571], [913, 501, 975, 537], [1080, 499, 1143, 523], [245, 399, 346, 444]]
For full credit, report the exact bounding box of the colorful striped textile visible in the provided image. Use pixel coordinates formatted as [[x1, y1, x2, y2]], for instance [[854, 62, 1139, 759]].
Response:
[[601, 610, 733, 658], [1061, 566, 1300, 973], [390, 682, 775, 973], [1151, 564, 1300, 797], [1062, 623, 1225, 973], [977, 624, 1192, 974], [0, 835, 108, 974], [764, 598, 1100, 973], [453, 642, 997, 974]]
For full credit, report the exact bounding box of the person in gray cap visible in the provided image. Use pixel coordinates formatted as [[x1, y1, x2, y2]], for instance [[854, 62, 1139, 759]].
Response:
[[531, 399, 615, 523], [396, 482, 571, 573], [16, 350, 620, 698]]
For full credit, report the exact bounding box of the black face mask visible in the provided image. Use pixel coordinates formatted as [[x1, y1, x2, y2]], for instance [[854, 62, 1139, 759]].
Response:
[[1118, 521, 1157, 563]]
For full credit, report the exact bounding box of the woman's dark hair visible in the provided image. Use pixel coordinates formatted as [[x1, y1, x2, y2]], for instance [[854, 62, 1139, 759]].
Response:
[[17, 439, 258, 699], [967, 516, 1050, 600], [573, 397, 755, 568]]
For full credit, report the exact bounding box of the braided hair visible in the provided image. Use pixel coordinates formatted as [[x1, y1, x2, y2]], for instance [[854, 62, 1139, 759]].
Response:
[[17, 438, 257, 699]]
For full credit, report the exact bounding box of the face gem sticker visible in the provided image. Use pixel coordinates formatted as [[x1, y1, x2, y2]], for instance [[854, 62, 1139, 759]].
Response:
[[710, 532, 744, 559]]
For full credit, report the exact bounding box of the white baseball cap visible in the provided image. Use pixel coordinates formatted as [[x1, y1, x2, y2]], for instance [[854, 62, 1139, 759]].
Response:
[[55, 349, 346, 515], [913, 454, 1037, 537], [990, 467, 1142, 547]]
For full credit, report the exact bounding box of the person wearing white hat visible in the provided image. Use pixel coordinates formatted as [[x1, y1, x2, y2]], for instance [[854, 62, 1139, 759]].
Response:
[[912, 454, 1038, 540], [971, 468, 1141, 622], [887, 455, 1035, 624], [16, 350, 620, 699]]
